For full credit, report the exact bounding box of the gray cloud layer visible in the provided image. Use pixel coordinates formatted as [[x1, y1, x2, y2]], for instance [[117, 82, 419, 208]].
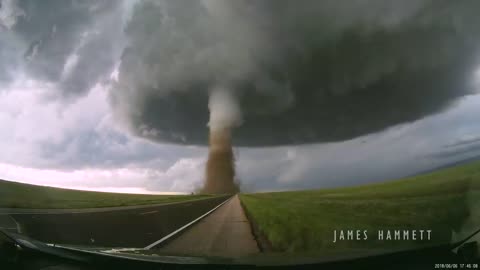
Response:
[[2, 0, 480, 147], [111, 0, 480, 146]]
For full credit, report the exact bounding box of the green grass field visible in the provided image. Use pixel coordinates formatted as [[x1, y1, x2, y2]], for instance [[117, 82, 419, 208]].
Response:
[[0, 180, 214, 209], [240, 161, 480, 254]]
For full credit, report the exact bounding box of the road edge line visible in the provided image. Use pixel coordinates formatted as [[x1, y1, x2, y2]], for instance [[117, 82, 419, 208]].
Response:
[[143, 195, 233, 250]]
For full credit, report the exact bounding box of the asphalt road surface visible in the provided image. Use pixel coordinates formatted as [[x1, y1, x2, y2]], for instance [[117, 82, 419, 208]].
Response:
[[0, 196, 229, 248], [158, 195, 260, 257]]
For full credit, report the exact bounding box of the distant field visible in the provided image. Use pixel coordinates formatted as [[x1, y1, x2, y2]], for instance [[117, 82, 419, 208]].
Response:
[[240, 161, 480, 254], [0, 180, 214, 209]]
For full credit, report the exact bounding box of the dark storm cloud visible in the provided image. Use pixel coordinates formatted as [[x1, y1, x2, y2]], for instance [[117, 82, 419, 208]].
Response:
[[57, 4, 124, 97], [17, 0, 99, 80], [1, 0, 122, 96], [0, 0, 24, 84], [111, 0, 480, 146]]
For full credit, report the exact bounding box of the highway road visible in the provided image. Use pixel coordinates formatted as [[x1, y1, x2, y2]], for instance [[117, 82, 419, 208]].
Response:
[[0, 196, 230, 248], [157, 195, 260, 257]]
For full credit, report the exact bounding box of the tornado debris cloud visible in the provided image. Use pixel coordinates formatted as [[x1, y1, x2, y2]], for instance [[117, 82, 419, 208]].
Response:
[[202, 88, 241, 194], [203, 128, 239, 194]]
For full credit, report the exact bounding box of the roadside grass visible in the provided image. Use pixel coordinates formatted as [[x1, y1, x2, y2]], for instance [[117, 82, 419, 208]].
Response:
[[0, 179, 215, 209], [240, 161, 480, 253]]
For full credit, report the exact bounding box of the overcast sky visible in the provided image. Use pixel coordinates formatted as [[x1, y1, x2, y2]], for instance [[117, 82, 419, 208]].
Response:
[[0, 0, 480, 194]]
